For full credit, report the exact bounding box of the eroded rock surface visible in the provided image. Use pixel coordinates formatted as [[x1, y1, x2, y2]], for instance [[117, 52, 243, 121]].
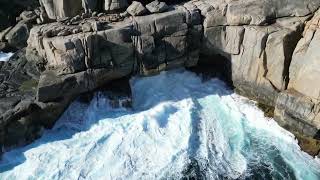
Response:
[[1, 4, 202, 152], [1, 0, 320, 156], [183, 0, 320, 140], [146, 0, 169, 13], [127, 1, 148, 16], [0, 49, 70, 150], [275, 10, 320, 139], [39, 0, 83, 20]]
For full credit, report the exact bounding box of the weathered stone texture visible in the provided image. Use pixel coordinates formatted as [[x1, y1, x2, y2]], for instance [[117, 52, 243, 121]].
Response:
[[273, 10, 320, 138], [40, 0, 83, 19], [3, 0, 320, 155]]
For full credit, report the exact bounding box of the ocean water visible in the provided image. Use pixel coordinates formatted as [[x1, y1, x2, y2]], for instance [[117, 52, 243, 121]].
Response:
[[0, 70, 319, 180], [0, 52, 13, 62]]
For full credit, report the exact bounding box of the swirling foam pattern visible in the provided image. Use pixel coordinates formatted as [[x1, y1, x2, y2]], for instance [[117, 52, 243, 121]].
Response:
[[1, 70, 319, 179]]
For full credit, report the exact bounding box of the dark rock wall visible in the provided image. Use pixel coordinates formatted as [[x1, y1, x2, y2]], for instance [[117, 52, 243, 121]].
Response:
[[0, 0, 39, 31]]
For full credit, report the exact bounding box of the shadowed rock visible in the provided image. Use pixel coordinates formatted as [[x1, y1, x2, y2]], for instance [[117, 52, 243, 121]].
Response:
[[1, 0, 320, 157]]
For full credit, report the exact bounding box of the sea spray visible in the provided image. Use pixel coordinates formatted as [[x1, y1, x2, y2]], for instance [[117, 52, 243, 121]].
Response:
[[0, 52, 13, 62], [0, 70, 319, 179]]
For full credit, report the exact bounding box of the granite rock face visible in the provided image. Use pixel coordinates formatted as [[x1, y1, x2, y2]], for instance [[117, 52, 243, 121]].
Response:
[[194, 0, 309, 106], [274, 10, 320, 139], [28, 21, 135, 102], [39, 0, 83, 19], [2, 0, 320, 154], [183, 0, 320, 138], [1, 4, 202, 151], [132, 7, 201, 74]]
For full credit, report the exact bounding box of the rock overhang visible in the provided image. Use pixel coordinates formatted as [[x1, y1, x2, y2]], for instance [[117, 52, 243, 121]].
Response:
[[2, 0, 320, 156]]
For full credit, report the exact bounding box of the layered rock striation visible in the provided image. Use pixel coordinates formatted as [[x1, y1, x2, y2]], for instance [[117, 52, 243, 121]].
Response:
[[1, 0, 320, 156], [275, 11, 320, 138]]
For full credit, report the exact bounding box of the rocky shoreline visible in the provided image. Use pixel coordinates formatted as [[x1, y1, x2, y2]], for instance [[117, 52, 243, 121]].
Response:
[[1, 0, 320, 157]]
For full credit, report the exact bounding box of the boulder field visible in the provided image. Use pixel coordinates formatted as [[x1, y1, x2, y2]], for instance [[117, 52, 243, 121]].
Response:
[[1, 0, 320, 156]]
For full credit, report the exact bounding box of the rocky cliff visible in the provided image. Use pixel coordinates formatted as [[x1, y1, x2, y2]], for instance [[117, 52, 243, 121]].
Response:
[[1, 0, 320, 156]]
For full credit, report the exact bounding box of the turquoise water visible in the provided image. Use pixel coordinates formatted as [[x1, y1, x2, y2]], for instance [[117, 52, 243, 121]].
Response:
[[0, 70, 319, 179]]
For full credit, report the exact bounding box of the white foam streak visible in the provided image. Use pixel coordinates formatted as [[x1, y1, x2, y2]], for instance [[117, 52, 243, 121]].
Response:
[[0, 52, 13, 62], [0, 69, 319, 179]]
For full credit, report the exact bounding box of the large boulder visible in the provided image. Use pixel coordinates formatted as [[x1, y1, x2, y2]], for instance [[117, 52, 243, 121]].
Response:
[[0, 0, 39, 31], [201, 14, 306, 106], [146, 0, 169, 13], [0, 8, 41, 52], [5, 22, 31, 49], [127, 1, 148, 16]]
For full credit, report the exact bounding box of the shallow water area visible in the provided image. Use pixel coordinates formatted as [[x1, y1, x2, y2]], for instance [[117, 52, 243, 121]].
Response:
[[0, 69, 319, 180]]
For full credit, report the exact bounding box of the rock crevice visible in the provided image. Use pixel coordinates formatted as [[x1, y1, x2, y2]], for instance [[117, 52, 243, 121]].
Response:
[[1, 0, 320, 156]]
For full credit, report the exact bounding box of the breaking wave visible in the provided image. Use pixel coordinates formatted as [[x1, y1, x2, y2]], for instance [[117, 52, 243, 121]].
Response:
[[1, 69, 320, 179], [0, 52, 13, 62]]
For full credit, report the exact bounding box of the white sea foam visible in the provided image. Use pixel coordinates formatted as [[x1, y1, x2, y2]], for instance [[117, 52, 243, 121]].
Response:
[[0, 69, 319, 179], [0, 52, 13, 62]]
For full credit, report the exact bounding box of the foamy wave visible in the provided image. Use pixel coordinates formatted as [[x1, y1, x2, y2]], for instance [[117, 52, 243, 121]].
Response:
[[0, 70, 319, 179], [0, 52, 13, 62]]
